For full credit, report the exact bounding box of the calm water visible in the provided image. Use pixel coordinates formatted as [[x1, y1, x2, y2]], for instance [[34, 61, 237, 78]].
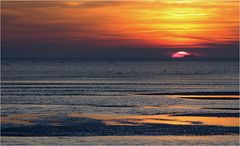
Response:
[[1, 58, 239, 145]]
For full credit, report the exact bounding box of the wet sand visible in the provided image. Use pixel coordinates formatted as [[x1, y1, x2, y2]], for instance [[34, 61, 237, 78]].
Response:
[[2, 135, 239, 145], [1, 119, 239, 136], [1, 93, 239, 137]]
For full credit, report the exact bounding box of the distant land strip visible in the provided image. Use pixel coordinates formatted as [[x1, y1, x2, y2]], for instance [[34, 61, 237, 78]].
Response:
[[180, 97, 239, 100], [137, 92, 239, 96], [173, 113, 239, 117], [202, 108, 240, 111]]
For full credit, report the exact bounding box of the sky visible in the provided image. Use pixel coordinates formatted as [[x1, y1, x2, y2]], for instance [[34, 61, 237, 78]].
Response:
[[1, 0, 239, 58]]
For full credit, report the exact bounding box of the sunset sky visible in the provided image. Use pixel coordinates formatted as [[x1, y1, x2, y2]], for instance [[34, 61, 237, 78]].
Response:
[[2, 0, 239, 58]]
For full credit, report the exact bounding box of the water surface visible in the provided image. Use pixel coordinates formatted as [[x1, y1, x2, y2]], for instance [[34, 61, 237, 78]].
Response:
[[1, 58, 239, 145]]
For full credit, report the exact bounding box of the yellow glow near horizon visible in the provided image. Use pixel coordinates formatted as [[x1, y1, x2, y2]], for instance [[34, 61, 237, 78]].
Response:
[[64, 2, 82, 6]]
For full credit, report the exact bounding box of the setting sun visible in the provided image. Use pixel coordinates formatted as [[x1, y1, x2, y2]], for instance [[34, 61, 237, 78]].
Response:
[[171, 51, 192, 58]]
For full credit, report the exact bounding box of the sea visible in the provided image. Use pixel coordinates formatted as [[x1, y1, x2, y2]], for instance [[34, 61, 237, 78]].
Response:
[[1, 58, 239, 145]]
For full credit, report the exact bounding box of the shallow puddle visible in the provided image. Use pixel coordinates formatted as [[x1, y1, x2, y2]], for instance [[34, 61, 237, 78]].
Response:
[[67, 113, 239, 127]]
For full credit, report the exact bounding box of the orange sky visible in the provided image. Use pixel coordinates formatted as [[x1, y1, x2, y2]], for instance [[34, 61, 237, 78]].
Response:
[[2, 0, 239, 58]]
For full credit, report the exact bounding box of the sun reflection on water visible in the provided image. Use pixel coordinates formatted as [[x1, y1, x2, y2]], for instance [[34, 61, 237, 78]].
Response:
[[67, 113, 239, 127]]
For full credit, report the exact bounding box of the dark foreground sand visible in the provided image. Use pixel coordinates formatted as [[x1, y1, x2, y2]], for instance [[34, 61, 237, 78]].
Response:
[[1, 117, 239, 136], [1, 92, 239, 137]]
